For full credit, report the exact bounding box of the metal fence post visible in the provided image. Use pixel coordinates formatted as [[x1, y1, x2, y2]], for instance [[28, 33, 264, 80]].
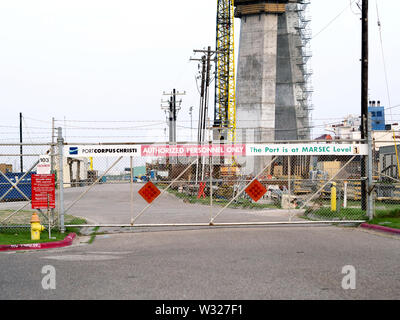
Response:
[[288, 156, 292, 221], [367, 112, 374, 220], [50, 117, 55, 227], [57, 127, 65, 233], [209, 147, 213, 221], [130, 156, 134, 225]]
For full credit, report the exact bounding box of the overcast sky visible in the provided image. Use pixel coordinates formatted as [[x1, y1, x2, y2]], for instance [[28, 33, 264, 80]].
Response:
[[0, 0, 399, 143]]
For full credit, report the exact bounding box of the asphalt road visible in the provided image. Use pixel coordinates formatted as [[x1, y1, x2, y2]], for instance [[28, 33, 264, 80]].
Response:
[[0, 225, 399, 299], [1, 183, 399, 300]]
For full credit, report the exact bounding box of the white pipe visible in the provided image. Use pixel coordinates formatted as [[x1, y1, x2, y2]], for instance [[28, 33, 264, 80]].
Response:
[[65, 220, 366, 228]]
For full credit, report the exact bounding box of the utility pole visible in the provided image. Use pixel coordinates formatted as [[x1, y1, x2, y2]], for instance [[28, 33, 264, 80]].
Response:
[[162, 89, 185, 178], [19, 112, 23, 173], [361, 0, 369, 211], [161, 89, 185, 144], [191, 47, 216, 145], [197, 55, 207, 145], [191, 46, 217, 181]]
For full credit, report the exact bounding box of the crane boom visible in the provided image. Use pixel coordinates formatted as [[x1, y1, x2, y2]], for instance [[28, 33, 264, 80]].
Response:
[[215, 0, 236, 143]]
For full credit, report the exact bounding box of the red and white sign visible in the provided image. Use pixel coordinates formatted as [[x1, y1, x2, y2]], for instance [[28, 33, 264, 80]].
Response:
[[37, 155, 51, 175], [31, 174, 55, 209], [141, 144, 246, 157]]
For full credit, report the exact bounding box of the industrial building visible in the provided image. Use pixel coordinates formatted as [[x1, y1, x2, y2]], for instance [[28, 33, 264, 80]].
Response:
[[325, 101, 400, 151], [54, 157, 91, 188]]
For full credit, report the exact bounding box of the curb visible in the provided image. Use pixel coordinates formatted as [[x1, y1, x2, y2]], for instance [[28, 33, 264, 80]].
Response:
[[360, 223, 400, 235], [0, 233, 77, 252]]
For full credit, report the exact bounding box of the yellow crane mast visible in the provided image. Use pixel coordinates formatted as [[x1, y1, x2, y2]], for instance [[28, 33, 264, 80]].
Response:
[[215, 0, 236, 144]]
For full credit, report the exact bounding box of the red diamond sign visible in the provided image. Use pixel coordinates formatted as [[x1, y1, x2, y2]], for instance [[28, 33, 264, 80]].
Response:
[[138, 182, 161, 204], [245, 179, 267, 202]]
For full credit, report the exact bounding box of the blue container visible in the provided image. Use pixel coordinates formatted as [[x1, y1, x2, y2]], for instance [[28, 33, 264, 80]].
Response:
[[0, 172, 34, 201]]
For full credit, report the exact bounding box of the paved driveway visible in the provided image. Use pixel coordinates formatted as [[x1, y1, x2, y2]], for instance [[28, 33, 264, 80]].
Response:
[[63, 183, 303, 225], [0, 226, 399, 299]]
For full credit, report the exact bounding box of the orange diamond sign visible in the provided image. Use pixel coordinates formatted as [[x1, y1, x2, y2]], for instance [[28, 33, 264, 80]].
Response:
[[138, 182, 161, 204], [245, 179, 267, 202]]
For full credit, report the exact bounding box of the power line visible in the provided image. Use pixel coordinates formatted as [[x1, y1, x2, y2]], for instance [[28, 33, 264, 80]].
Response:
[[375, 0, 393, 122], [313, 0, 357, 39]]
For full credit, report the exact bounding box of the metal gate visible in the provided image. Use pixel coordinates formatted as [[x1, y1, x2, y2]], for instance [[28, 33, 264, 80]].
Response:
[[58, 138, 369, 231], [4, 133, 400, 233]]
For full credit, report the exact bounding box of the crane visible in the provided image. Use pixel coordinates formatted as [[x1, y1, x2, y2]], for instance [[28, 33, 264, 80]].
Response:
[[214, 0, 236, 144]]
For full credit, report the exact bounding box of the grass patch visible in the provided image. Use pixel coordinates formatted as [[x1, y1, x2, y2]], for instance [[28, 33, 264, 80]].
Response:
[[87, 226, 100, 244], [305, 208, 368, 221], [66, 216, 87, 225], [0, 209, 86, 227], [375, 208, 400, 218], [63, 215, 87, 234], [88, 234, 96, 244], [0, 214, 87, 245], [0, 209, 37, 225], [365, 208, 400, 229], [0, 230, 65, 245], [317, 200, 400, 211], [366, 217, 400, 229], [305, 205, 400, 222]]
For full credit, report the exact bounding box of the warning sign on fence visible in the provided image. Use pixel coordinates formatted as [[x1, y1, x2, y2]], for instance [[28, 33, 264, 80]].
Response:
[[245, 180, 267, 203], [138, 182, 161, 204], [31, 174, 55, 209]]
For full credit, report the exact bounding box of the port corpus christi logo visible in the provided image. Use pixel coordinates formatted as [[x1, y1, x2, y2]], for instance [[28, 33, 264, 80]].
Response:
[[67, 146, 141, 157]]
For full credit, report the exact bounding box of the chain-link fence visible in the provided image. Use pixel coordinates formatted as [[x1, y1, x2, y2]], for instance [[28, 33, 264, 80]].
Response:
[[370, 140, 400, 223], [57, 140, 370, 230], [0, 143, 59, 233], [5, 139, 400, 233]]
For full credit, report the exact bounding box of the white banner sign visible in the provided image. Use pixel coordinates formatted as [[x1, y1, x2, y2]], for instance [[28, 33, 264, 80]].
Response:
[[64, 144, 367, 157], [65, 145, 142, 157], [246, 144, 368, 156]]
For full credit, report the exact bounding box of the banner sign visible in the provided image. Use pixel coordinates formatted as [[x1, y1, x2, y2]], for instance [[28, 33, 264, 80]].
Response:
[[141, 145, 246, 157], [66, 145, 141, 157], [31, 174, 55, 209], [246, 144, 368, 156], [65, 144, 367, 157]]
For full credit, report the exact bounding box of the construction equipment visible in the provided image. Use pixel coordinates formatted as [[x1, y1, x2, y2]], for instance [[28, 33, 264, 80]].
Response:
[[214, 0, 236, 144]]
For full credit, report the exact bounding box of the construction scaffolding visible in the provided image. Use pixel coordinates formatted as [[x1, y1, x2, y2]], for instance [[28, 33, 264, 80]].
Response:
[[291, 0, 313, 140]]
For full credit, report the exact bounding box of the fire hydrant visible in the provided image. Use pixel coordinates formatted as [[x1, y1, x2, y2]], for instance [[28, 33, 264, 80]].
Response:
[[31, 212, 45, 240]]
